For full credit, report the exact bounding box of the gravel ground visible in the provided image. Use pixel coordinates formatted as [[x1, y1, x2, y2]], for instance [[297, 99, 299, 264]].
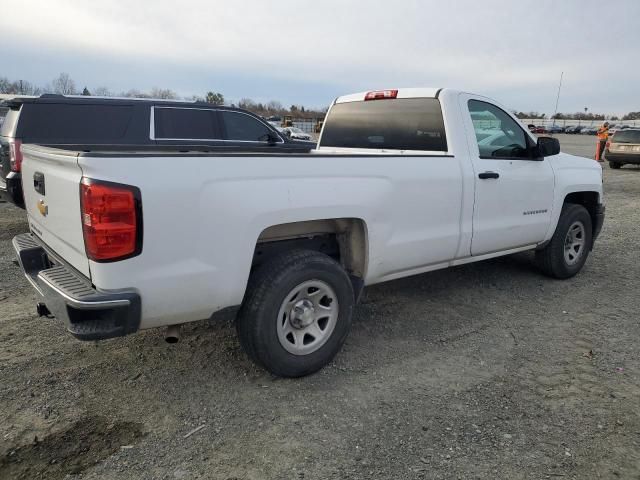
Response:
[[1, 134, 639, 479]]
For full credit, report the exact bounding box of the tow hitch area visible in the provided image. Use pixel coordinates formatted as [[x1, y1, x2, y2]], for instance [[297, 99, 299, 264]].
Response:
[[36, 302, 53, 318], [13, 232, 141, 340]]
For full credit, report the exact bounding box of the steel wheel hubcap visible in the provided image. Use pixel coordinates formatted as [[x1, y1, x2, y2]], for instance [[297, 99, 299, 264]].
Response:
[[277, 280, 339, 356], [564, 221, 586, 266]]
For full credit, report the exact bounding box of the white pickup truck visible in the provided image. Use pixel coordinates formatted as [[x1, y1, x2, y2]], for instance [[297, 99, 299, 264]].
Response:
[[14, 88, 605, 377]]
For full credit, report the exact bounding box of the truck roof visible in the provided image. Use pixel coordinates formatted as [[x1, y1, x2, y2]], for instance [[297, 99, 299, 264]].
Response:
[[335, 88, 446, 104]]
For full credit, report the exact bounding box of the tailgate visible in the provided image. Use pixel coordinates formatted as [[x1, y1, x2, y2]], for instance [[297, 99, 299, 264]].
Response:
[[21, 145, 90, 277]]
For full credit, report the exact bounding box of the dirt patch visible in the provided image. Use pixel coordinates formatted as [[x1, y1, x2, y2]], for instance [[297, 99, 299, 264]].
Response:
[[0, 417, 143, 480], [0, 137, 639, 479]]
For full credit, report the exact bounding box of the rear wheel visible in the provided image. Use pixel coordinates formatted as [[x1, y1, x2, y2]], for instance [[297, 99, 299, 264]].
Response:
[[609, 161, 622, 169], [536, 204, 593, 279], [236, 250, 354, 377]]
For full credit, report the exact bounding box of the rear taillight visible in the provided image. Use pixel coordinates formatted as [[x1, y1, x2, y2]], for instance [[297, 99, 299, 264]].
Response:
[[80, 178, 142, 262], [9, 139, 23, 172], [364, 89, 398, 101]]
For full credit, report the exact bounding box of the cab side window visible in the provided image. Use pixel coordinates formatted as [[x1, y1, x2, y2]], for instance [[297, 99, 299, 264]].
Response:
[[221, 111, 273, 142], [468, 100, 531, 159], [154, 107, 220, 140]]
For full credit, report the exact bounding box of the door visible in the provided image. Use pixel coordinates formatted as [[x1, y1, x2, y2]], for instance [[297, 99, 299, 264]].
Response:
[[459, 94, 555, 256]]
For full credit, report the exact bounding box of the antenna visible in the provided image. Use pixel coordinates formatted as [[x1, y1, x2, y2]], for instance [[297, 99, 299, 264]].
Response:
[[552, 71, 563, 126]]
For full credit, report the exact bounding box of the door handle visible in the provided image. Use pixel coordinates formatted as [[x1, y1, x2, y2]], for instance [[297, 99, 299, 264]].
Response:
[[478, 171, 500, 179], [33, 172, 46, 195]]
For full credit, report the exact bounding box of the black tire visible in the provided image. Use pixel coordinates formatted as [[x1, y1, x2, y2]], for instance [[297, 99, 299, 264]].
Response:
[[536, 203, 593, 279], [609, 161, 622, 169], [236, 250, 354, 377]]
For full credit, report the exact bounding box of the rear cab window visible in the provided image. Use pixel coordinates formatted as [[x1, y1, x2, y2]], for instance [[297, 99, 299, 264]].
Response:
[[319, 98, 448, 152], [612, 130, 640, 143]]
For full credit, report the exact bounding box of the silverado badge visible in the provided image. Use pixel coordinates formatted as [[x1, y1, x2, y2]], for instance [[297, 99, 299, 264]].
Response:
[[37, 199, 48, 217]]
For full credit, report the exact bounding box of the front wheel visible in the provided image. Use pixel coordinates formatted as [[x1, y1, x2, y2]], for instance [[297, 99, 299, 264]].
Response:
[[236, 250, 354, 377], [536, 204, 593, 279], [609, 161, 622, 169]]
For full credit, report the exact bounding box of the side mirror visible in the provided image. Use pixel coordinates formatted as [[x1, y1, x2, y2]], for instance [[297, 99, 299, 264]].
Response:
[[259, 131, 281, 144], [536, 136, 560, 157]]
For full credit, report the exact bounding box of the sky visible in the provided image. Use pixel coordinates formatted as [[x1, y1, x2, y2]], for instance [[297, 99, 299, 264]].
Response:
[[1, 0, 639, 115]]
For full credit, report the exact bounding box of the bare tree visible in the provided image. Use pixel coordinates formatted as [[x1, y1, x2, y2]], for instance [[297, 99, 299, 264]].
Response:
[[267, 100, 283, 112], [0, 77, 13, 93], [238, 98, 256, 110], [121, 89, 151, 98], [92, 86, 112, 97], [0, 78, 41, 95], [51, 72, 76, 95], [150, 87, 178, 99]]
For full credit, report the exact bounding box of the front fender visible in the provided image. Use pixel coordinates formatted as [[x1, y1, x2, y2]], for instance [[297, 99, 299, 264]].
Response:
[[543, 153, 603, 242]]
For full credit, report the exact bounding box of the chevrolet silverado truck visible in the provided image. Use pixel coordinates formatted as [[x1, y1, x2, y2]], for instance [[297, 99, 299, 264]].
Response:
[[13, 88, 605, 377]]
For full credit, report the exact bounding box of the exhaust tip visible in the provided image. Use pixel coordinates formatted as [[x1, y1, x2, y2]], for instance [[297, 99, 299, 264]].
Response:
[[165, 325, 181, 344]]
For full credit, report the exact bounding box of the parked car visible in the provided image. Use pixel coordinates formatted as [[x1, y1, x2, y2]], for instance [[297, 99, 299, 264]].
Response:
[[13, 87, 604, 377], [534, 125, 548, 134], [547, 124, 564, 134], [283, 126, 313, 141], [565, 125, 584, 134], [605, 128, 640, 168], [581, 127, 598, 135], [0, 95, 314, 208]]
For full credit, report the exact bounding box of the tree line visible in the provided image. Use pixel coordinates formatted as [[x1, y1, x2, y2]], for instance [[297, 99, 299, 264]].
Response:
[[0, 73, 327, 117], [514, 110, 638, 121]]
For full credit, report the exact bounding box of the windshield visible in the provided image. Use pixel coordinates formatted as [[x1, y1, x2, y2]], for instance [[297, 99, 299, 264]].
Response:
[[612, 130, 640, 143]]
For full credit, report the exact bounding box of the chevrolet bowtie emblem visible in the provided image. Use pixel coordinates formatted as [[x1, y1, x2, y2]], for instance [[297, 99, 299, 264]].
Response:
[[37, 199, 48, 217]]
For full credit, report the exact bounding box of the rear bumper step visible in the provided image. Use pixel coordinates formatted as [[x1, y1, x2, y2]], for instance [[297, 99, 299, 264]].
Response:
[[13, 233, 141, 340]]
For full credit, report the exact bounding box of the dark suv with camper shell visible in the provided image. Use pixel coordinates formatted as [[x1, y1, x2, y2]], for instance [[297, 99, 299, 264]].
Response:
[[0, 95, 315, 208]]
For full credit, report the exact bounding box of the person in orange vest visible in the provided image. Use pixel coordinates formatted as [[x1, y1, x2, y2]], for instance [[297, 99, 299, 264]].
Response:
[[596, 122, 609, 162]]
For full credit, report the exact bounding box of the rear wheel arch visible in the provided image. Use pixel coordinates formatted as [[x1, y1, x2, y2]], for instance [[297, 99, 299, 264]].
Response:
[[252, 218, 369, 298]]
